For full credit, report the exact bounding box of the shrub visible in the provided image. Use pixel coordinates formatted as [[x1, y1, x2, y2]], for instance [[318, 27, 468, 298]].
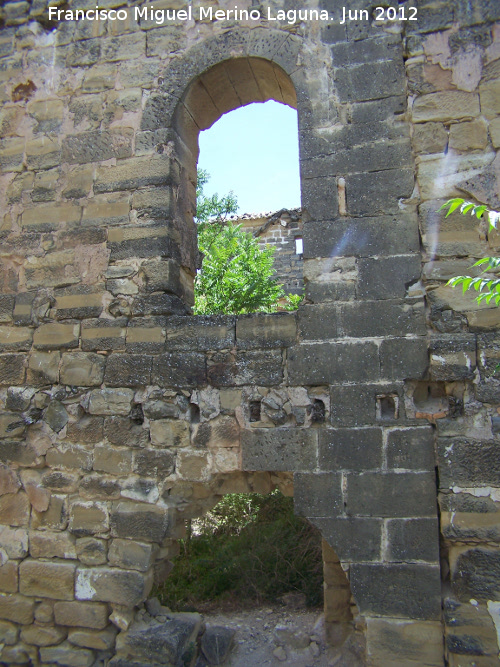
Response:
[[156, 490, 323, 610]]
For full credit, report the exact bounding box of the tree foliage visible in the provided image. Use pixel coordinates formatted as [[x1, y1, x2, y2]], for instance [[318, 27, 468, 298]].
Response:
[[194, 170, 288, 315], [441, 198, 500, 306]]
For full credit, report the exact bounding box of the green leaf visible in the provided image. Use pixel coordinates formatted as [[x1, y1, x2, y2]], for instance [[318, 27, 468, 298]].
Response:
[[442, 198, 465, 217]]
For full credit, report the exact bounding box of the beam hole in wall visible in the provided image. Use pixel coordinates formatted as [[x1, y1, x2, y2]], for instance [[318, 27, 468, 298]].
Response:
[[249, 399, 262, 422], [376, 394, 398, 421]]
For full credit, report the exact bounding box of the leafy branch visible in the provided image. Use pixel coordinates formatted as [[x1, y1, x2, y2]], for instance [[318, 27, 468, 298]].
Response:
[[441, 198, 500, 305]]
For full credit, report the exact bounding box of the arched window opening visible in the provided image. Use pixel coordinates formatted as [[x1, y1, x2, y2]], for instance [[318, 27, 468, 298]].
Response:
[[171, 57, 304, 312]]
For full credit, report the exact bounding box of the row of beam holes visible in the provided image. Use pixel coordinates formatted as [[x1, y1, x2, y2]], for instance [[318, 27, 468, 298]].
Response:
[[249, 399, 326, 423]]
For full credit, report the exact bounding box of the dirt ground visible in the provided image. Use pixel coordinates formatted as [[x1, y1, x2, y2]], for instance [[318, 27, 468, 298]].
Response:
[[200, 602, 366, 667]]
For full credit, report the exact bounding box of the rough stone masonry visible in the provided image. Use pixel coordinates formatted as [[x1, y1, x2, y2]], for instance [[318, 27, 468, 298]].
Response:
[[0, 0, 499, 664]]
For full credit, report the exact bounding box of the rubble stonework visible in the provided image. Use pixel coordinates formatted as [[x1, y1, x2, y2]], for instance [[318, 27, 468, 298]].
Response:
[[0, 0, 499, 665]]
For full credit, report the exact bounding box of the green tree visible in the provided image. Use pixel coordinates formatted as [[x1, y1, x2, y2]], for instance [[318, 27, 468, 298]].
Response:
[[194, 170, 288, 315], [441, 198, 500, 305]]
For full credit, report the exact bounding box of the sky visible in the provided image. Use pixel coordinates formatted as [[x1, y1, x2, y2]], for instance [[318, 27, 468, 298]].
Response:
[[197, 100, 301, 216]]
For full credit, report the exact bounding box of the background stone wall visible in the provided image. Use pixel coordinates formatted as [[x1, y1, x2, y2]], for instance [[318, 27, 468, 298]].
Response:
[[238, 208, 304, 295], [0, 0, 499, 665]]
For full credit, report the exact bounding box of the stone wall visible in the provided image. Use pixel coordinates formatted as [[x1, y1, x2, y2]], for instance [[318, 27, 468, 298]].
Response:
[[0, 0, 499, 665], [238, 208, 304, 295]]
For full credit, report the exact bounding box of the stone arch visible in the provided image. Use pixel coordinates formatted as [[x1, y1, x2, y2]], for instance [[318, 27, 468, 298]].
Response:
[[145, 469, 361, 660], [140, 28, 309, 308]]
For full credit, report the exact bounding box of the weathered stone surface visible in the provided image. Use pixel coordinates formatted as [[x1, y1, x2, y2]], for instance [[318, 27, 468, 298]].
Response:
[[46, 444, 93, 471], [108, 539, 157, 572], [133, 449, 175, 477], [166, 315, 235, 351], [207, 350, 283, 387], [153, 352, 206, 388], [241, 429, 317, 472], [357, 256, 422, 301], [104, 354, 152, 387], [0, 560, 18, 593], [68, 625, 117, 650], [44, 400, 69, 432], [438, 438, 500, 488], [236, 312, 296, 349], [366, 618, 444, 667], [449, 119, 488, 151], [6, 387, 34, 412], [54, 600, 109, 629], [0, 619, 18, 645], [76, 566, 153, 606], [20, 623, 67, 647], [0, 492, 30, 527], [0, 593, 34, 624], [386, 427, 435, 470], [346, 472, 437, 517], [379, 338, 428, 380], [62, 129, 133, 164], [387, 518, 440, 562], [29, 529, 77, 559], [412, 91, 480, 122], [350, 563, 442, 620], [0, 465, 21, 497], [76, 537, 108, 566], [192, 415, 237, 450], [69, 501, 109, 537], [27, 350, 60, 385], [19, 558, 75, 600], [0, 354, 25, 385], [60, 352, 106, 387], [33, 323, 80, 350], [450, 547, 500, 601], [294, 472, 342, 518], [82, 319, 126, 351], [318, 428, 383, 471], [0, 325, 32, 351], [479, 77, 500, 119], [114, 614, 201, 666], [0, 526, 27, 559], [442, 512, 500, 543], [93, 446, 133, 476], [95, 155, 178, 193], [67, 416, 104, 444], [150, 418, 189, 448], [288, 342, 379, 385], [412, 122, 448, 154], [89, 388, 134, 415], [312, 517, 382, 561], [31, 494, 68, 531], [104, 416, 149, 448], [110, 501, 170, 542], [201, 625, 235, 665], [40, 641, 95, 667]]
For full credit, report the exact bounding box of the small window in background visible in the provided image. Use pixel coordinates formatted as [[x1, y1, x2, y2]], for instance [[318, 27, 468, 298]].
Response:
[[295, 237, 303, 255]]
